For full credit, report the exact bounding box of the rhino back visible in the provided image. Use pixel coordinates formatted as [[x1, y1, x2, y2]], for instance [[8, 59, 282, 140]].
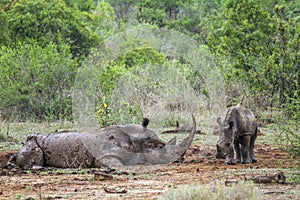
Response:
[[41, 132, 95, 168], [224, 105, 257, 136], [118, 124, 159, 140], [40, 130, 164, 168]]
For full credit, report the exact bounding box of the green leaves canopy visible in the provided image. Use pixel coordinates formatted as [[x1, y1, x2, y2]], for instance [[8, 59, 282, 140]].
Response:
[[4, 0, 101, 57]]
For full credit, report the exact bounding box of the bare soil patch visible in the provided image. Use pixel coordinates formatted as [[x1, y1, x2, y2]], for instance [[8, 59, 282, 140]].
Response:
[[0, 143, 299, 200]]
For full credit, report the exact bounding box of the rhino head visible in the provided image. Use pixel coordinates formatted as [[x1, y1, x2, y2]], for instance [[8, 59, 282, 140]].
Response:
[[141, 115, 197, 164], [84, 115, 197, 166], [215, 117, 234, 159], [8, 135, 44, 169]]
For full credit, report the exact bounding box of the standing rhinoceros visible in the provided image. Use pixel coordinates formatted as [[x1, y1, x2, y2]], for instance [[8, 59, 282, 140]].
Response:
[[7, 116, 196, 169], [216, 104, 257, 164]]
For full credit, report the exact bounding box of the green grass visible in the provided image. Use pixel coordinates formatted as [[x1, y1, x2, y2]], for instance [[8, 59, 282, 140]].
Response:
[[0, 121, 75, 138], [38, 168, 91, 175], [0, 141, 21, 151], [0, 121, 76, 151]]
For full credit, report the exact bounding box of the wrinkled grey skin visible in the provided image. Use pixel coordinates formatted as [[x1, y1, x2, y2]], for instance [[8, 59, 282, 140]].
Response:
[[216, 104, 257, 165], [8, 116, 196, 169]]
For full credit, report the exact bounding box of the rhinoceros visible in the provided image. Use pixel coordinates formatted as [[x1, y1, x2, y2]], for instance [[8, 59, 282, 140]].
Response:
[[7, 116, 196, 169], [216, 104, 258, 164]]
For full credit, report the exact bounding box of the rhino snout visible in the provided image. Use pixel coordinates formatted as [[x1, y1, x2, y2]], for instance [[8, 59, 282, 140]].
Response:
[[215, 144, 226, 159], [16, 154, 26, 167]]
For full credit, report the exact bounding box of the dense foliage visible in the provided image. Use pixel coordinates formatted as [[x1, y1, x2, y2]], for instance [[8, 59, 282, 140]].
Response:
[[0, 0, 299, 155], [0, 0, 114, 120]]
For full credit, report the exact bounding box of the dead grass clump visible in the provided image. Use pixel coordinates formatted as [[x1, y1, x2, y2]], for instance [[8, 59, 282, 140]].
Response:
[[159, 181, 261, 200]]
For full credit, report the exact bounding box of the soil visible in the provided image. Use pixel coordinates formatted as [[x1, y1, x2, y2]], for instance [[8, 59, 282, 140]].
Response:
[[0, 143, 299, 200]]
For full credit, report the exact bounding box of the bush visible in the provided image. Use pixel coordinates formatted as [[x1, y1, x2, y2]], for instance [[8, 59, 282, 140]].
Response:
[[274, 98, 300, 158], [159, 182, 261, 200], [95, 47, 165, 125], [275, 121, 300, 158], [0, 42, 78, 121]]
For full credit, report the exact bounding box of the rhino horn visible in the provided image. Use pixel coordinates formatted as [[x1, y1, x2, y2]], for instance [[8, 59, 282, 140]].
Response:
[[217, 117, 223, 127], [177, 114, 196, 149], [148, 115, 196, 164], [128, 115, 196, 165]]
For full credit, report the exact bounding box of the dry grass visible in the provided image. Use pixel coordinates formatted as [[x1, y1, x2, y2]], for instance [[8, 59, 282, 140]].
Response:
[[159, 181, 262, 200]]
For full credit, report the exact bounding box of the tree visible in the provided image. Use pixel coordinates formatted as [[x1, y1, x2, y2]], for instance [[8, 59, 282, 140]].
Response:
[[206, 0, 299, 116], [0, 9, 9, 46], [6, 0, 101, 58]]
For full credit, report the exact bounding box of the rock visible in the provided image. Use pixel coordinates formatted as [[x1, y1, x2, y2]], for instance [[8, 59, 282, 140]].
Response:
[[104, 186, 127, 193], [94, 172, 113, 181]]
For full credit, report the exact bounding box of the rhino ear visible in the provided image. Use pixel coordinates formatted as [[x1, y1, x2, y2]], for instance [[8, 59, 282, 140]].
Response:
[[217, 117, 222, 126], [26, 135, 37, 142]]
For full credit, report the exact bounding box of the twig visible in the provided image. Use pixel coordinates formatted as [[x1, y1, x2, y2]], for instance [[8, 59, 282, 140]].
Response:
[[6, 123, 9, 136], [264, 191, 285, 195]]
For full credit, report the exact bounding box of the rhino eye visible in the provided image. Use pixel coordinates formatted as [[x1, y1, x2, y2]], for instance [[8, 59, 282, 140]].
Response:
[[108, 135, 114, 140], [225, 142, 231, 147]]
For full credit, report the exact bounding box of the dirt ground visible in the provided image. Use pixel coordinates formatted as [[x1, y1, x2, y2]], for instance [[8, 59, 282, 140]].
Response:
[[0, 143, 299, 200]]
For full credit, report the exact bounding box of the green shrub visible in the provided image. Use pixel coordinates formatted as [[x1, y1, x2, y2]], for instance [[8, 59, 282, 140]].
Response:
[[95, 47, 165, 125], [274, 98, 300, 158], [0, 132, 6, 142], [0, 42, 77, 121], [275, 120, 300, 159]]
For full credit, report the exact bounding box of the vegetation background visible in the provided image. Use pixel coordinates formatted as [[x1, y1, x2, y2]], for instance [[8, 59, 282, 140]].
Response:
[[0, 0, 299, 157]]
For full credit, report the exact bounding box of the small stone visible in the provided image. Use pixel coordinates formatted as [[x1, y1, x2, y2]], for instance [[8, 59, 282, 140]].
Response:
[[33, 181, 45, 187], [104, 186, 127, 193], [94, 172, 113, 181], [225, 179, 239, 186]]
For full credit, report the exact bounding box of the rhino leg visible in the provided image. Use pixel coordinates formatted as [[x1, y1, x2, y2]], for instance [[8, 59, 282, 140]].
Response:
[[234, 141, 242, 163], [225, 145, 236, 165], [241, 135, 251, 164], [249, 133, 257, 163], [94, 155, 127, 167]]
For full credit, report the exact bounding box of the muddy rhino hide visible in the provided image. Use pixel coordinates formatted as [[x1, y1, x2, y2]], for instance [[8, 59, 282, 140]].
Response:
[[8, 116, 196, 168], [7, 135, 44, 169], [81, 115, 197, 166], [7, 133, 98, 169]]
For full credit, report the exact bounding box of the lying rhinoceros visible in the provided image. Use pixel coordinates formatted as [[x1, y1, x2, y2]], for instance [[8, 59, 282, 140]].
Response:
[[216, 104, 258, 164], [7, 116, 196, 169]]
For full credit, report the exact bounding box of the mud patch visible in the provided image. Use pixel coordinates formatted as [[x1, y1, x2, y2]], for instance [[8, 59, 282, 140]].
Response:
[[0, 150, 17, 167]]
